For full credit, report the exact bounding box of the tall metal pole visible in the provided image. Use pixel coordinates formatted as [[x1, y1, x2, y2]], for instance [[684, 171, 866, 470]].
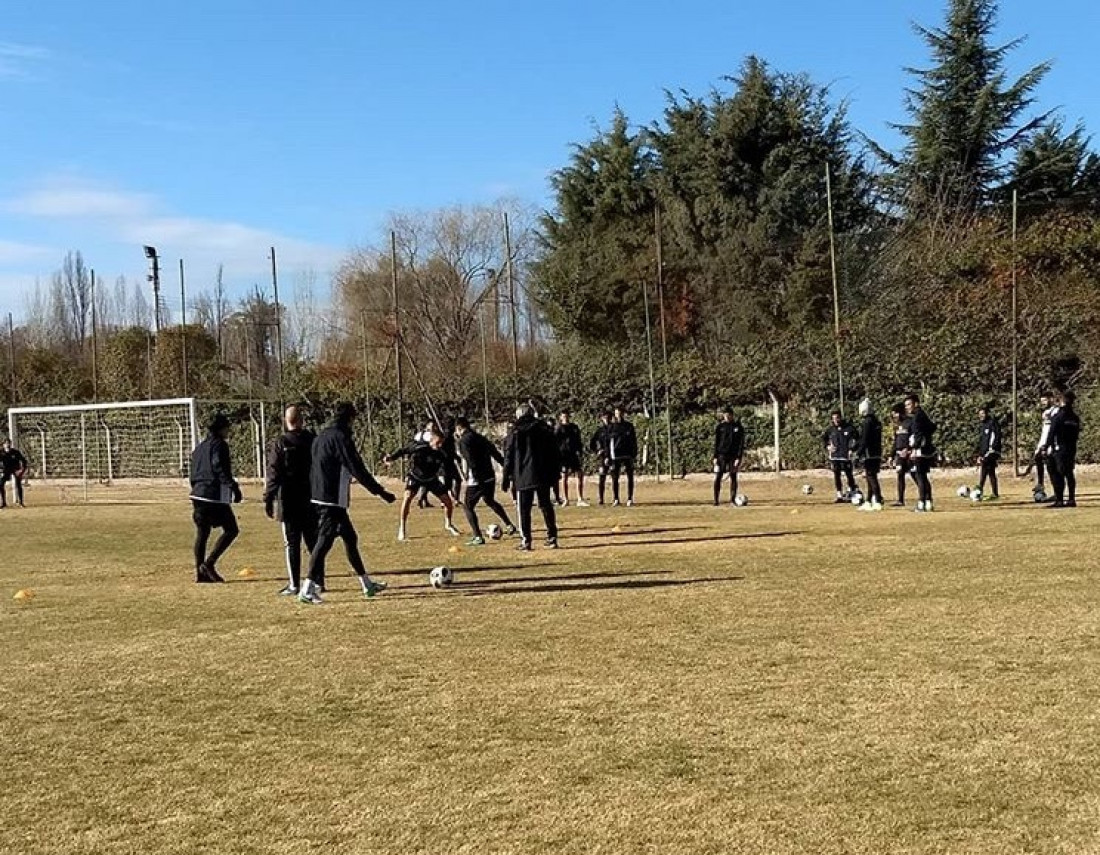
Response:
[[641, 279, 661, 482], [478, 304, 492, 428], [90, 268, 99, 403], [503, 211, 519, 373], [270, 246, 284, 405], [8, 312, 16, 407], [391, 231, 404, 446], [825, 163, 845, 414], [150, 251, 162, 335], [360, 311, 376, 468], [1011, 189, 1019, 476], [655, 201, 673, 479], [179, 258, 188, 397]]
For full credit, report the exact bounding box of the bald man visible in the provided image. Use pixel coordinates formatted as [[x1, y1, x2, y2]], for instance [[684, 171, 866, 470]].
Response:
[[264, 405, 318, 595]]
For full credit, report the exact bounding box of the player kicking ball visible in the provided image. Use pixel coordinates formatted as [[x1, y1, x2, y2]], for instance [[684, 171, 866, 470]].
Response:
[[385, 429, 461, 541]]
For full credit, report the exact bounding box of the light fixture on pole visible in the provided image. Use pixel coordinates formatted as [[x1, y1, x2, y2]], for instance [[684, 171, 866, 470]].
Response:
[[143, 245, 162, 334]]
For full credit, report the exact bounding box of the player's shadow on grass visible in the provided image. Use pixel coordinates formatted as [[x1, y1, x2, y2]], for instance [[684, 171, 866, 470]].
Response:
[[565, 525, 704, 539], [454, 573, 743, 598], [376, 562, 570, 577], [564, 531, 803, 550]]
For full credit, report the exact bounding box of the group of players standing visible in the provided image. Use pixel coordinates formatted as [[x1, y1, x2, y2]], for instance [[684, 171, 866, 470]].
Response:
[[186, 402, 644, 604], [821, 390, 1082, 512]]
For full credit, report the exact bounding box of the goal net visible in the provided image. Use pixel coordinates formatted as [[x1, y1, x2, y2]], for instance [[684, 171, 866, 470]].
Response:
[[7, 398, 198, 485]]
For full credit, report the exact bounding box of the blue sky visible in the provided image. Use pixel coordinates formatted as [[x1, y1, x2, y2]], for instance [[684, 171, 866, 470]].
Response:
[[1, 0, 1096, 315]]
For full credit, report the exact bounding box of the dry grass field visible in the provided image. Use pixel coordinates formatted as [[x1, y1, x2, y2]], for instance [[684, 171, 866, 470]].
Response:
[[2, 472, 1099, 855]]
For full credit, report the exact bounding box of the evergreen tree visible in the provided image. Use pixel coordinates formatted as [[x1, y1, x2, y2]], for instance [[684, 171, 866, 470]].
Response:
[[1008, 121, 1100, 212], [877, 0, 1051, 212]]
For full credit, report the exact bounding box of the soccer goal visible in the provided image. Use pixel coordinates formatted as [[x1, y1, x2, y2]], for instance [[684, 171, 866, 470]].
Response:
[[7, 398, 199, 486]]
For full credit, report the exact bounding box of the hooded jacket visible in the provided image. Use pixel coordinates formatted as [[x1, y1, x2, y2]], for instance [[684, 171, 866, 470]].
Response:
[[457, 429, 504, 485], [823, 421, 857, 462], [714, 420, 745, 459], [855, 414, 883, 461], [976, 416, 1002, 459], [555, 422, 584, 462], [311, 420, 386, 508], [1049, 406, 1080, 459], [907, 409, 937, 458], [608, 419, 638, 461], [589, 422, 612, 462], [503, 414, 560, 491], [264, 428, 315, 511], [190, 431, 240, 504], [388, 441, 448, 483]]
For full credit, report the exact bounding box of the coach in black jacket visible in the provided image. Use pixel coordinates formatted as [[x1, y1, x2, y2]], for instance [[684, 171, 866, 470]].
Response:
[[299, 402, 396, 605], [712, 408, 745, 506], [1048, 390, 1081, 508], [503, 405, 560, 550], [822, 411, 858, 502], [264, 405, 318, 595], [188, 413, 242, 583], [855, 399, 884, 508], [608, 407, 638, 506], [904, 394, 937, 512]]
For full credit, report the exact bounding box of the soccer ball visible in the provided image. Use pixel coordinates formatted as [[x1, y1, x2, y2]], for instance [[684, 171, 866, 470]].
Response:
[[486, 523, 503, 540], [1033, 488, 1048, 503], [849, 490, 864, 506], [733, 494, 748, 507], [956, 485, 971, 498], [428, 566, 454, 589], [970, 489, 983, 503], [801, 484, 814, 495]]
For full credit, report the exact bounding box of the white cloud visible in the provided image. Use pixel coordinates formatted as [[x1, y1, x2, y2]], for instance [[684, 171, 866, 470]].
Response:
[[0, 42, 51, 79], [4, 177, 343, 282], [0, 239, 52, 264]]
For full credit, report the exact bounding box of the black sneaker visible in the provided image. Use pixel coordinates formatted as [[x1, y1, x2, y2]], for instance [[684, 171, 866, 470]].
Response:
[[200, 563, 225, 583], [1066, 500, 1077, 507], [196, 566, 218, 583]]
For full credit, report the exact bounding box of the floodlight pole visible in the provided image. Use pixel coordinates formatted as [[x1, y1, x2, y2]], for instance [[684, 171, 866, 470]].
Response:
[[90, 268, 99, 403], [825, 163, 845, 415], [270, 246, 284, 406], [655, 200, 673, 479], [179, 259, 188, 397], [7, 312, 15, 407], [145, 246, 162, 335], [503, 212, 519, 374]]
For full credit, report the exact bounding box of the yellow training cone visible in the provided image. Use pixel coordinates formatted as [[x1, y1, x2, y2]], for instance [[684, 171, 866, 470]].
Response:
[[13, 589, 34, 601], [237, 567, 256, 578], [447, 545, 461, 554], [611, 525, 623, 534]]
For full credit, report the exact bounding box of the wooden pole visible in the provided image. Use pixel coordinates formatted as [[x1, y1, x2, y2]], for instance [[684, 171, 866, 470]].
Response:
[[270, 246, 284, 405], [503, 212, 519, 373], [642, 280, 661, 482], [391, 231, 404, 447], [655, 201, 673, 479], [1011, 189, 1019, 476], [825, 163, 845, 415]]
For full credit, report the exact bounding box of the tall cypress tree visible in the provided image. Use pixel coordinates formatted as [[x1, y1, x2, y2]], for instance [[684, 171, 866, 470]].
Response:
[[877, 0, 1051, 212]]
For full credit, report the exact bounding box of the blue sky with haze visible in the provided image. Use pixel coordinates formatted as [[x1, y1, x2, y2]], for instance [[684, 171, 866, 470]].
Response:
[[1, 0, 1096, 315]]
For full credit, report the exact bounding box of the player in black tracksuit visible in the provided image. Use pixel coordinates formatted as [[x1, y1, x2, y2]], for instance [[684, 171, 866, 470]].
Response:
[[439, 414, 463, 505], [385, 431, 461, 541], [589, 411, 613, 505], [188, 413, 242, 583], [263, 405, 318, 595], [554, 411, 588, 506], [455, 416, 516, 544], [1047, 390, 1080, 508], [890, 404, 919, 506], [855, 399, 884, 508], [299, 402, 396, 604], [822, 411, 858, 502], [904, 394, 937, 512], [974, 406, 1002, 499], [712, 408, 745, 506], [608, 407, 638, 506], [0, 439, 28, 508], [503, 405, 560, 550]]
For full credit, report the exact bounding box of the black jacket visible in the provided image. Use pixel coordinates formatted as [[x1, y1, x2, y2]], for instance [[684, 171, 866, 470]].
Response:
[[823, 422, 857, 461], [311, 420, 387, 508], [976, 417, 1002, 458], [457, 430, 504, 485], [555, 422, 584, 461], [893, 418, 912, 455], [714, 420, 745, 459], [608, 419, 637, 460], [388, 441, 448, 483], [1, 447, 27, 477], [503, 414, 560, 491], [908, 409, 936, 457], [855, 414, 883, 461], [1049, 406, 1081, 458], [189, 432, 240, 504], [264, 428, 315, 511], [589, 423, 612, 461]]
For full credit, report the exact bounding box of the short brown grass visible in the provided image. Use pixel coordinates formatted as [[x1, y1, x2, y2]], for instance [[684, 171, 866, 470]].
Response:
[[2, 474, 1099, 854]]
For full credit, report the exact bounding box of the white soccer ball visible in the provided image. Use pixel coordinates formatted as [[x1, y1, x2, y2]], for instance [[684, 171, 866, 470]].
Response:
[[970, 489, 982, 503], [428, 566, 454, 589], [956, 485, 970, 498], [849, 490, 864, 506], [486, 523, 503, 540], [801, 484, 814, 495], [733, 494, 748, 507]]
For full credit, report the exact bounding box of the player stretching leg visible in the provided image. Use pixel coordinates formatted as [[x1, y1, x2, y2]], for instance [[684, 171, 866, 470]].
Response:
[[385, 430, 460, 541]]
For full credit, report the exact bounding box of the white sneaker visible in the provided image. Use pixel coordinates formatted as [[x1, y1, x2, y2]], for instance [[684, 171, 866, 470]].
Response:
[[445, 523, 461, 537], [397, 527, 407, 542], [870, 502, 884, 512], [298, 589, 324, 605], [627, 499, 635, 507], [576, 498, 590, 507]]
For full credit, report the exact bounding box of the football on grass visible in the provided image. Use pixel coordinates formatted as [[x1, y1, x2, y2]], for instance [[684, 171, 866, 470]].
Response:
[[486, 523, 503, 540], [429, 566, 454, 589]]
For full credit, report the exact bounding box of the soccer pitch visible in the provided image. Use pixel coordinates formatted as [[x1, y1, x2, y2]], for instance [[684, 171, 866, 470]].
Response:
[[2, 476, 1098, 855]]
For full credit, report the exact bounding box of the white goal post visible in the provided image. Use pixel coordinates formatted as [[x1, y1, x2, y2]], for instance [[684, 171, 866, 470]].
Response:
[[7, 398, 199, 485]]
